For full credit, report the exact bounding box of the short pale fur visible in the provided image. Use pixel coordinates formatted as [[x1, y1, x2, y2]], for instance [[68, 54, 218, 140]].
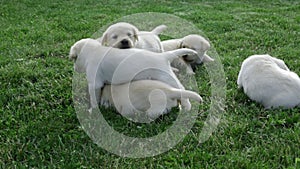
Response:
[[237, 54, 300, 109], [70, 38, 198, 110]]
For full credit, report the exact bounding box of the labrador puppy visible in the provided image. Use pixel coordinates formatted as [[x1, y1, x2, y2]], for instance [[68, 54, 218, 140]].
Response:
[[69, 38, 198, 110], [100, 80, 202, 123], [162, 34, 214, 74], [237, 54, 300, 109], [99, 22, 166, 52]]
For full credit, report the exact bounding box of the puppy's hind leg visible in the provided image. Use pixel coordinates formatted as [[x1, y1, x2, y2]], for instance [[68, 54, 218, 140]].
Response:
[[171, 88, 203, 111], [159, 48, 198, 111], [180, 99, 192, 111], [165, 70, 193, 111]]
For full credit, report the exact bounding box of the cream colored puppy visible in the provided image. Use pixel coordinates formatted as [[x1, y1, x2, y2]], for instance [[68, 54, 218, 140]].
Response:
[[162, 34, 214, 74], [237, 54, 300, 109], [69, 38, 198, 109], [99, 22, 166, 52], [100, 80, 202, 123]]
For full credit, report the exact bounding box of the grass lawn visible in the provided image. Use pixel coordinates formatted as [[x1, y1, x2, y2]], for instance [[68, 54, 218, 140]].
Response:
[[1, 0, 300, 168]]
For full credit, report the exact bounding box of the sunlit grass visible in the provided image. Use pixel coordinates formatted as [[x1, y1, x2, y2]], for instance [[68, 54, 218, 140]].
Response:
[[0, 0, 299, 168]]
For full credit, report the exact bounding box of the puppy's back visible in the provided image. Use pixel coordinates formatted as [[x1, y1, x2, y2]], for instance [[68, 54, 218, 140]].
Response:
[[238, 54, 300, 108]]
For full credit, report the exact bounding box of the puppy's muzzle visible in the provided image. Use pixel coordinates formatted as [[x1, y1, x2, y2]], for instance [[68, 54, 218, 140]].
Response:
[[119, 39, 131, 49]]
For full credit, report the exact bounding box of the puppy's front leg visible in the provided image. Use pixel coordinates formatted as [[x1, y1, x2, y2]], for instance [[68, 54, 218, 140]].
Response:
[[86, 69, 104, 110], [88, 83, 102, 109], [88, 84, 97, 109], [95, 87, 102, 107]]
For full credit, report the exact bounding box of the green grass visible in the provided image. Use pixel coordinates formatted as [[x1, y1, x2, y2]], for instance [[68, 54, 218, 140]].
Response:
[[1, 0, 300, 168]]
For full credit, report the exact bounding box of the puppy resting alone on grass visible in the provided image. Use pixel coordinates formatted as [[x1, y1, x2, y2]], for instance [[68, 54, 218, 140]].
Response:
[[237, 54, 300, 109], [100, 80, 202, 123], [162, 34, 214, 74], [69, 38, 198, 110], [99, 22, 166, 52]]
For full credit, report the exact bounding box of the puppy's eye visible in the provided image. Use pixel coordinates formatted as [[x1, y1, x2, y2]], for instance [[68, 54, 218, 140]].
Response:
[[112, 35, 118, 39], [127, 33, 132, 37], [182, 45, 186, 48]]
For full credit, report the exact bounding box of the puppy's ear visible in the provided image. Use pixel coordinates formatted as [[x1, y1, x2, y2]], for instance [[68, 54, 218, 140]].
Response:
[[132, 27, 139, 42], [134, 33, 139, 41], [69, 52, 77, 61], [69, 44, 78, 61], [101, 33, 109, 46]]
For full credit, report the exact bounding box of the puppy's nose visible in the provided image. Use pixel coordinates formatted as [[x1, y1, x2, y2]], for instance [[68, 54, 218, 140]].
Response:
[[121, 39, 129, 45]]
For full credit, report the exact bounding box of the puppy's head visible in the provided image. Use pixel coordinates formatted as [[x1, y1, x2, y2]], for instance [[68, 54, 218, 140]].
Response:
[[69, 38, 98, 73], [69, 39, 85, 61], [101, 22, 139, 49], [181, 34, 214, 63]]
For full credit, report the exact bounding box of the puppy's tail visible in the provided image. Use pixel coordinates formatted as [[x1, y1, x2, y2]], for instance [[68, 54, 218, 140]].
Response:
[[170, 89, 203, 103], [151, 25, 167, 35], [165, 48, 198, 62], [69, 38, 92, 60]]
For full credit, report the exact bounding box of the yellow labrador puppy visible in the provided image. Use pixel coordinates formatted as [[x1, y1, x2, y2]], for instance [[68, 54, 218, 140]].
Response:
[[69, 38, 198, 110], [237, 54, 300, 109], [162, 34, 214, 74], [100, 80, 202, 123], [99, 22, 166, 52]]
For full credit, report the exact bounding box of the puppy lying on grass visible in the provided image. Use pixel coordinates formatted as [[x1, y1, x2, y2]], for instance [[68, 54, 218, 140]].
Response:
[[162, 34, 214, 74], [99, 22, 166, 52], [69, 38, 198, 110], [100, 80, 202, 123], [237, 54, 300, 109]]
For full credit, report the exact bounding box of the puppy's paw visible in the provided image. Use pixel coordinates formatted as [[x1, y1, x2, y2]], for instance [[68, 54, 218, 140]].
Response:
[[171, 67, 179, 73], [186, 68, 195, 75], [181, 99, 192, 111]]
